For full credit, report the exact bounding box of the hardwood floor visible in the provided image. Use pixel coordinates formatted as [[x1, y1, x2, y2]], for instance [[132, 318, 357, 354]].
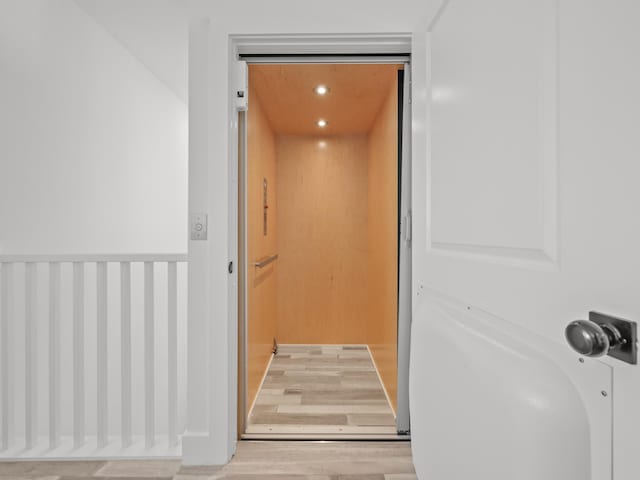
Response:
[[0, 441, 416, 479], [215, 440, 416, 479], [246, 345, 397, 437]]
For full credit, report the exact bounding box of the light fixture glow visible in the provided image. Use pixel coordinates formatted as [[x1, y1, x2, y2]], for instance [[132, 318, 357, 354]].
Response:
[[317, 119, 328, 128], [314, 85, 329, 95]]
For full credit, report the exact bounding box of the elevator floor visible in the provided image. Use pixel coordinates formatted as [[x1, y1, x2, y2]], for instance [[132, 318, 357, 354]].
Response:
[[245, 345, 397, 438]]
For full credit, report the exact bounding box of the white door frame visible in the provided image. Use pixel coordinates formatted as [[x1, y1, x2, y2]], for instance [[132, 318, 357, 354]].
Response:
[[228, 33, 415, 438]]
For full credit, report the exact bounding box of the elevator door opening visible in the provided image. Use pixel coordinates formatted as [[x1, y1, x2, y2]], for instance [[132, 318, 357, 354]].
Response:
[[239, 61, 411, 439]]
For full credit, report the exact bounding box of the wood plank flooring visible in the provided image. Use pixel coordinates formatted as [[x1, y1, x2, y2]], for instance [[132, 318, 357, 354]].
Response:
[[246, 345, 397, 436], [0, 441, 416, 479]]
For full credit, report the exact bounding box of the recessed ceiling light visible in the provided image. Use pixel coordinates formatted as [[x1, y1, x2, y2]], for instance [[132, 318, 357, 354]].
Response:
[[314, 85, 329, 95], [317, 119, 328, 128]]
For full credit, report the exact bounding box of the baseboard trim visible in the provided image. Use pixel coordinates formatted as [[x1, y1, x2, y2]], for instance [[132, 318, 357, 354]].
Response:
[[366, 345, 396, 418], [181, 432, 223, 466]]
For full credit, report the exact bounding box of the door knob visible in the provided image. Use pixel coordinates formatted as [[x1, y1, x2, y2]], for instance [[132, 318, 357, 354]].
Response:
[[565, 320, 620, 357], [565, 312, 637, 364]]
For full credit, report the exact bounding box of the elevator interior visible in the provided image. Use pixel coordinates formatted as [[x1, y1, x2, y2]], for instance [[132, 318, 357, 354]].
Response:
[[241, 62, 404, 438]]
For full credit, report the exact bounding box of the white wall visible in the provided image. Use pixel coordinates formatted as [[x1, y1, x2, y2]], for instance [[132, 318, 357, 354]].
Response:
[[0, 0, 188, 255], [0, 0, 188, 454]]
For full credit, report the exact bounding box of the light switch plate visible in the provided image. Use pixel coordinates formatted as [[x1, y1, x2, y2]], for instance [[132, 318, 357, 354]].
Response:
[[190, 213, 208, 241]]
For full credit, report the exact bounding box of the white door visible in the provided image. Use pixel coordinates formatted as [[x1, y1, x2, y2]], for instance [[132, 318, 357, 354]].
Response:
[[409, 1, 640, 479]]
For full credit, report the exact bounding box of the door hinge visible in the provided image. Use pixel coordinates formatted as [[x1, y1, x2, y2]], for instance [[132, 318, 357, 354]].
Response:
[[235, 60, 248, 111]]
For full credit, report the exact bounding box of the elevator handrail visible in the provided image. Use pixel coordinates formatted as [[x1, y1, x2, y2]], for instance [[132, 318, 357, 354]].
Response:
[[253, 253, 279, 268]]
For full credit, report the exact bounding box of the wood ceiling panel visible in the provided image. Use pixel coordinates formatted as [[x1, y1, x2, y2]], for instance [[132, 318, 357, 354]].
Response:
[[249, 64, 401, 135]]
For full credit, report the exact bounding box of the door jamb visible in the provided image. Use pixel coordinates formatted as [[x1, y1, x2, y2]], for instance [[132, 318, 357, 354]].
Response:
[[228, 34, 414, 440]]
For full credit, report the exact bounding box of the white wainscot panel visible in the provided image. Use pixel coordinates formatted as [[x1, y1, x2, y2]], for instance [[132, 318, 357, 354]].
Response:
[[428, 0, 557, 267]]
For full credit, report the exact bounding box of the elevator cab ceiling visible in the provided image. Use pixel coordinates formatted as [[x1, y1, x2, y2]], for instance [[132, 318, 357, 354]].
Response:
[[249, 64, 401, 135]]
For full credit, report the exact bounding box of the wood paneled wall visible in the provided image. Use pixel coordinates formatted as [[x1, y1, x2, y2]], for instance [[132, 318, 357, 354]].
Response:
[[276, 135, 369, 343], [247, 64, 400, 416], [246, 87, 278, 408], [366, 79, 398, 410]]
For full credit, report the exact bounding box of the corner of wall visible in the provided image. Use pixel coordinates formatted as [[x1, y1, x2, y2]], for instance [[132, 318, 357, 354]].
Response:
[[181, 432, 232, 466]]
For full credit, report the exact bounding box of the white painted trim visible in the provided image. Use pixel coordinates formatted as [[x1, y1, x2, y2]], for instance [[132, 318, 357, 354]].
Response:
[[0, 254, 187, 263], [233, 34, 411, 56], [366, 345, 397, 419], [226, 28, 241, 455], [241, 55, 410, 64], [185, 17, 229, 468], [185, 31, 419, 467], [181, 431, 214, 466], [428, 243, 559, 271], [0, 436, 181, 460]]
